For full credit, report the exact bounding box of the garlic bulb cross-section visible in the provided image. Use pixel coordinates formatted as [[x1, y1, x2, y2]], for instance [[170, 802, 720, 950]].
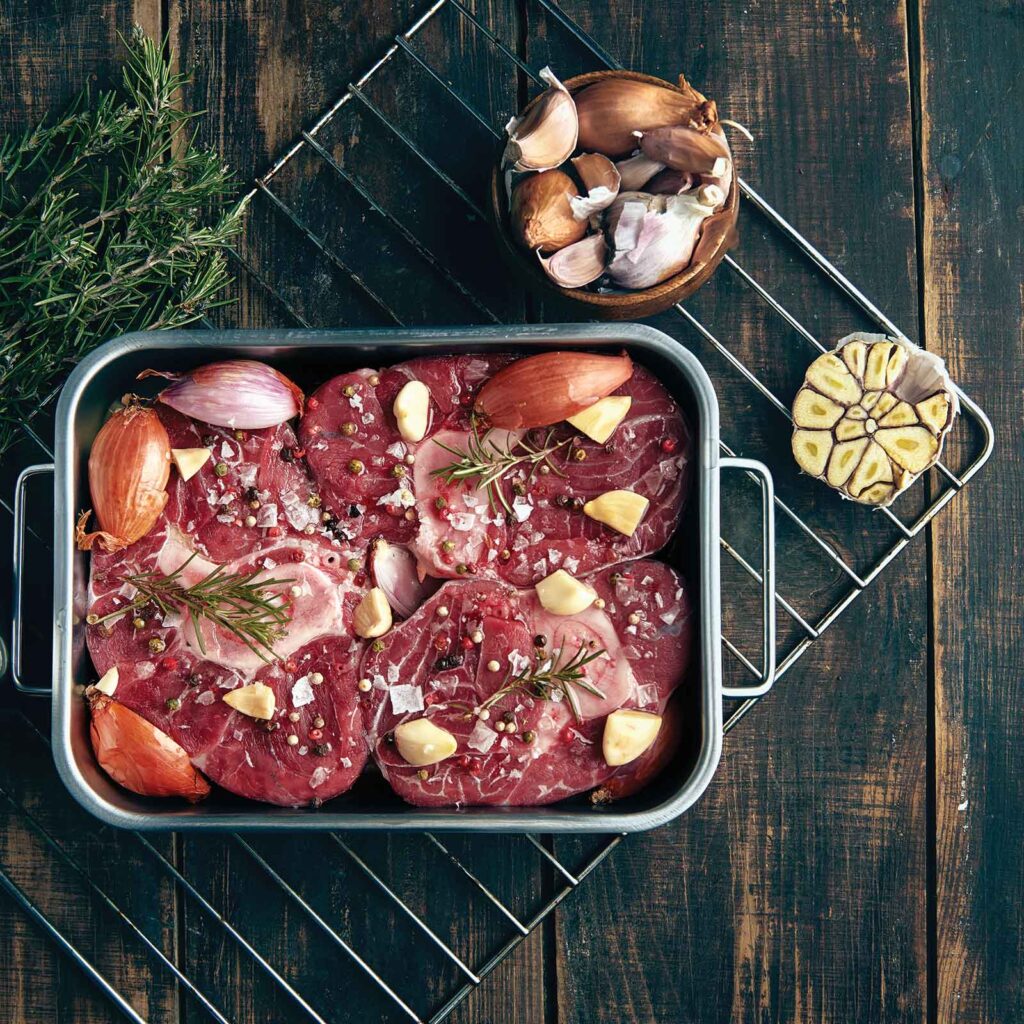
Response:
[[791, 333, 959, 506]]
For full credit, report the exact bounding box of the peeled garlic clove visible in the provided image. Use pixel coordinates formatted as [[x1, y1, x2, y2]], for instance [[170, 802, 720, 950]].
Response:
[[171, 447, 211, 482], [503, 67, 578, 172], [575, 75, 715, 157], [510, 170, 588, 254], [393, 379, 431, 442], [474, 351, 633, 429], [568, 153, 621, 218], [615, 153, 667, 191], [223, 682, 276, 720], [535, 569, 598, 615], [94, 666, 119, 696], [583, 489, 650, 537], [635, 125, 730, 175], [394, 718, 458, 767], [567, 395, 632, 443], [602, 709, 663, 766], [353, 587, 392, 638], [791, 333, 958, 505], [538, 233, 608, 288]]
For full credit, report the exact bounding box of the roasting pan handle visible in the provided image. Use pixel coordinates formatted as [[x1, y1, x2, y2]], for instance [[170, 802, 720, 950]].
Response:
[[718, 457, 776, 699], [11, 464, 55, 697]]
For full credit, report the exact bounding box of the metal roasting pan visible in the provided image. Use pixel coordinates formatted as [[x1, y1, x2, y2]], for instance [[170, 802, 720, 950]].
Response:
[[15, 323, 776, 832]]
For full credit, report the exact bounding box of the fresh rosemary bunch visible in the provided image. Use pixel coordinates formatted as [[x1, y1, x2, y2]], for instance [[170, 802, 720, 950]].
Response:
[[475, 641, 607, 722], [431, 426, 571, 513], [0, 29, 246, 456], [93, 554, 294, 662]]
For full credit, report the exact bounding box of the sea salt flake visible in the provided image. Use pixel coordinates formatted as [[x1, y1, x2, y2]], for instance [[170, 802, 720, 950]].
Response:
[[136, 662, 156, 679], [660, 611, 678, 625], [238, 464, 258, 487], [361, 413, 374, 424], [262, 556, 278, 569], [220, 441, 234, 459], [309, 766, 333, 789], [385, 442, 407, 459], [372, 673, 387, 691], [547, 548, 563, 566], [280, 489, 319, 531], [196, 691, 215, 705], [292, 676, 315, 707], [508, 650, 530, 675], [216, 513, 235, 524], [376, 488, 416, 509], [299, 745, 308, 755], [256, 503, 279, 528], [233, 730, 244, 741], [655, 593, 664, 608], [641, 575, 654, 586], [348, 393, 364, 412], [386, 664, 400, 683], [563, 557, 579, 573], [245, 752, 254, 768], [467, 719, 497, 753], [512, 496, 533, 522], [389, 684, 425, 714], [448, 512, 476, 531]]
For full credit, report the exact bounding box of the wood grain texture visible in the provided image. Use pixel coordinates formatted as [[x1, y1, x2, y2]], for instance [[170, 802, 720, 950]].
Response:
[[919, 0, 1024, 1021], [542, 2, 931, 1021]]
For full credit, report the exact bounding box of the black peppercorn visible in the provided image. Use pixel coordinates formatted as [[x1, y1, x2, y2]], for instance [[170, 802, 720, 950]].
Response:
[[280, 447, 295, 463]]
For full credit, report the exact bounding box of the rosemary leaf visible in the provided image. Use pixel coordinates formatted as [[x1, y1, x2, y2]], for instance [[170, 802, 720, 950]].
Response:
[[0, 28, 246, 456]]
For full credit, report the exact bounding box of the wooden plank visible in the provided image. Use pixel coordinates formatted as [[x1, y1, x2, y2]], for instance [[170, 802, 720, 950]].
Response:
[[918, 1, 1024, 1021], [543, 1, 931, 1020]]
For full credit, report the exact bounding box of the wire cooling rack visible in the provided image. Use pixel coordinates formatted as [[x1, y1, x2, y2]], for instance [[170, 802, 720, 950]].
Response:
[[0, 1, 993, 1021]]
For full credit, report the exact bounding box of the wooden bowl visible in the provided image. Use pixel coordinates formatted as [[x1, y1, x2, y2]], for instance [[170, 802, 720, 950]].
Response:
[[490, 69, 739, 321]]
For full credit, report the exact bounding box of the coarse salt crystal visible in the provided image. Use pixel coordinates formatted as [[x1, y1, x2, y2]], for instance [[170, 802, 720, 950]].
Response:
[[467, 719, 497, 753], [389, 684, 424, 714], [262, 557, 277, 569], [563, 557, 579, 573], [386, 442, 407, 459], [216, 513, 234, 524], [348, 393, 364, 412], [245, 752, 254, 768], [292, 676, 315, 707], [386, 664, 400, 683], [547, 548, 563, 566], [196, 691, 215, 705], [220, 441, 234, 459], [660, 611, 678, 625], [136, 662, 156, 679], [238, 464, 258, 487], [511, 497, 533, 522], [309, 766, 332, 789], [256, 503, 278, 528], [361, 413, 374, 424], [641, 575, 653, 586], [508, 650, 530, 675], [372, 673, 387, 691], [448, 512, 476, 531]]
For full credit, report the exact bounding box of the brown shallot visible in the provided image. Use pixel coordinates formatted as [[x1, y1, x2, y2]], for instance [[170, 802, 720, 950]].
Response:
[[475, 351, 633, 429], [88, 690, 211, 802], [75, 403, 170, 553]]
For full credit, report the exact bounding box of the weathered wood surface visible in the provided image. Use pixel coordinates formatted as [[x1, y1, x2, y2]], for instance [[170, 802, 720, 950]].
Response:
[[0, 0, 1020, 1021]]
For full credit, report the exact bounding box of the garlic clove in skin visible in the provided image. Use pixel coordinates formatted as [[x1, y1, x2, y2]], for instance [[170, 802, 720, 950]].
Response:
[[538, 232, 608, 288], [614, 152, 667, 191], [644, 167, 698, 195], [510, 169, 588, 254], [606, 186, 725, 290], [503, 67, 578, 172], [568, 153, 621, 218]]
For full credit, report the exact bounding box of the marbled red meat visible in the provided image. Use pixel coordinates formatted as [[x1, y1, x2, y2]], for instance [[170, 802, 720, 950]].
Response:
[[359, 559, 692, 807], [300, 356, 692, 588], [86, 415, 368, 806]]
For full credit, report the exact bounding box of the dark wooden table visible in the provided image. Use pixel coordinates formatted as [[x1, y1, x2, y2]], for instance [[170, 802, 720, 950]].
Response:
[[1, 1, 1021, 1022]]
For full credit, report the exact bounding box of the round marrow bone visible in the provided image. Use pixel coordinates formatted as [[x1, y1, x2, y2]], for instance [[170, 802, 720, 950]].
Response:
[[791, 332, 958, 506]]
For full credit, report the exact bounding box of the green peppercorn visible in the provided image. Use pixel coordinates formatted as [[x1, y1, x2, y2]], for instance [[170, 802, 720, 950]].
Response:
[[347, 557, 362, 572], [371, 639, 385, 653], [523, 730, 536, 744], [233, 430, 246, 441], [342, 385, 356, 397], [307, 494, 322, 508], [368, 374, 380, 386], [214, 462, 228, 477], [132, 616, 146, 630], [165, 697, 181, 712], [348, 459, 364, 475], [391, 464, 406, 478], [341, 421, 357, 436], [148, 637, 166, 654], [455, 563, 469, 575], [512, 481, 527, 496], [572, 448, 587, 462], [434, 496, 448, 511], [441, 540, 455, 554]]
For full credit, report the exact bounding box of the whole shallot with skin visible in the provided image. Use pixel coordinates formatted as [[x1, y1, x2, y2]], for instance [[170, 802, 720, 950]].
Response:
[[474, 350, 633, 429], [510, 170, 588, 253], [141, 360, 304, 429], [88, 690, 211, 802], [75, 402, 170, 553]]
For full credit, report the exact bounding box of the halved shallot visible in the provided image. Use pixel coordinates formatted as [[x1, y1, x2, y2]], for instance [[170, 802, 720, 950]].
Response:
[[75, 403, 170, 553], [141, 360, 304, 429], [88, 690, 211, 802], [474, 351, 633, 429]]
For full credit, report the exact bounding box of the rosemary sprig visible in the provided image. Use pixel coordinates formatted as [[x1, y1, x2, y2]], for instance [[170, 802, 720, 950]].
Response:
[[94, 554, 294, 663], [471, 641, 608, 722], [0, 29, 246, 457], [431, 426, 571, 513]]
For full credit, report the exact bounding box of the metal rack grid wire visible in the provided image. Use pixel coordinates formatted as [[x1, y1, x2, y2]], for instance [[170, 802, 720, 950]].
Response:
[[0, 1, 994, 1022]]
